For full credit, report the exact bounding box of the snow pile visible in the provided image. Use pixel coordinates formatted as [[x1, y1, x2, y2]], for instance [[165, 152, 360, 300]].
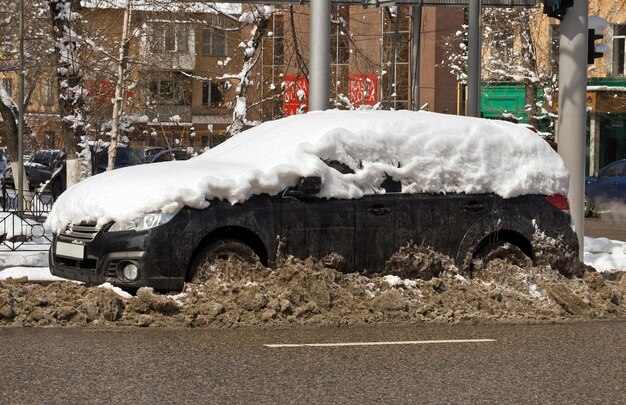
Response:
[[45, 110, 569, 233], [1, 252, 625, 328], [584, 236, 626, 272]]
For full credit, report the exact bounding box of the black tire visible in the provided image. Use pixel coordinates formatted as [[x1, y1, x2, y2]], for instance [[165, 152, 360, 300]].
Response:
[[584, 194, 593, 217], [471, 240, 531, 274], [189, 239, 258, 283]]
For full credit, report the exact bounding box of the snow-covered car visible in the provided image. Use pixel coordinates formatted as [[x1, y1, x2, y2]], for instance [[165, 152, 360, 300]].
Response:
[[46, 110, 578, 291], [584, 159, 626, 216]]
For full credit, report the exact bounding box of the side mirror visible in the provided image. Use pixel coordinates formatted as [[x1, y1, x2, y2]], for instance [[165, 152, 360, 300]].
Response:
[[284, 176, 322, 197], [297, 176, 322, 195]]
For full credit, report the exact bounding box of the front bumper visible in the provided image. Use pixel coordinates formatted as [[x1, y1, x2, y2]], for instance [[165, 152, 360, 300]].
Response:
[[49, 227, 185, 291]]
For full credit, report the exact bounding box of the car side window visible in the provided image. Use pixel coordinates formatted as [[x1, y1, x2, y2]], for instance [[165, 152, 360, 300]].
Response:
[[32, 153, 44, 165], [600, 162, 625, 177], [380, 174, 401, 193]]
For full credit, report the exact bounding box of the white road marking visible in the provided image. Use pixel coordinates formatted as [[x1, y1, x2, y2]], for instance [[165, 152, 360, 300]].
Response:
[[265, 339, 496, 348]]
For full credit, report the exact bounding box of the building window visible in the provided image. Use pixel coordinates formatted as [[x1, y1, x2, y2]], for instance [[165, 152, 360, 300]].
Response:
[[261, 15, 286, 120], [202, 14, 230, 56], [148, 73, 191, 105], [383, 7, 411, 110], [491, 29, 514, 64], [150, 22, 190, 53], [202, 28, 226, 56], [202, 81, 225, 107], [43, 79, 55, 106], [331, 6, 350, 99], [2, 78, 12, 98], [612, 24, 626, 76], [549, 24, 560, 72]]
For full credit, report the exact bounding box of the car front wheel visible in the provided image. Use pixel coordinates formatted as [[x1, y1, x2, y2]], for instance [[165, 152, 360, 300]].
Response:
[[584, 194, 593, 217], [189, 239, 259, 284]]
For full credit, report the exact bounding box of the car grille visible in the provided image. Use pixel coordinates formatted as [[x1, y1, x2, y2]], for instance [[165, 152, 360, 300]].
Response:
[[57, 222, 99, 243], [55, 222, 99, 270]]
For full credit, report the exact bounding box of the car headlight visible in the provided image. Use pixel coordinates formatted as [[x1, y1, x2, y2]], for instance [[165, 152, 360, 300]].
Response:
[[108, 212, 176, 232]]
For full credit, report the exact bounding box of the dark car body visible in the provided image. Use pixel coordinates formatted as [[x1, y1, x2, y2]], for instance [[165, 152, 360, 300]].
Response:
[[49, 176, 577, 291], [585, 159, 626, 216], [2, 150, 60, 190]]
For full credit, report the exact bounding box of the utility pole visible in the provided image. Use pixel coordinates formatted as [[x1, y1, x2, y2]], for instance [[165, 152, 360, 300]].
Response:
[[466, 0, 481, 117], [17, 0, 25, 211], [309, 0, 330, 111], [557, 0, 588, 260]]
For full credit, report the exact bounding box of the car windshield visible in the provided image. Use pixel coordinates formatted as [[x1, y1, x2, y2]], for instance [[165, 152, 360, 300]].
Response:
[[115, 147, 143, 166], [96, 147, 143, 167], [599, 161, 626, 177], [0, 151, 7, 163]]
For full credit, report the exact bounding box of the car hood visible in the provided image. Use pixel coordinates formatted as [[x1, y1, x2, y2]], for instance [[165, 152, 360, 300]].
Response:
[[45, 110, 570, 233]]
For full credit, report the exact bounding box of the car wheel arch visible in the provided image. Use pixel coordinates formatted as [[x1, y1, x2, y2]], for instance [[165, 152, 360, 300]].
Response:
[[454, 212, 535, 273], [186, 226, 268, 280]]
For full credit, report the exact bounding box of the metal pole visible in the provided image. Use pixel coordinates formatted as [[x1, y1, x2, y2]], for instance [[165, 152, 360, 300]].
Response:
[[558, 0, 588, 261], [467, 0, 481, 117], [389, 9, 400, 109], [17, 0, 25, 211], [411, 3, 421, 110], [309, 0, 330, 111]]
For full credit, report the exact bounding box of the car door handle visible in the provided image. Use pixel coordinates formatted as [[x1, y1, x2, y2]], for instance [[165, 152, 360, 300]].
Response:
[[463, 202, 487, 212], [368, 206, 391, 216]]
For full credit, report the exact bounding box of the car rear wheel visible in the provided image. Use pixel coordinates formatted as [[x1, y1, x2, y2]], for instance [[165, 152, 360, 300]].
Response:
[[584, 194, 593, 217], [471, 240, 531, 274], [189, 239, 259, 284]]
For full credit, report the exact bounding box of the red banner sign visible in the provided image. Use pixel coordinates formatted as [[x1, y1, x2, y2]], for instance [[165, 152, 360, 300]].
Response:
[[349, 75, 377, 107], [283, 76, 308, 117]]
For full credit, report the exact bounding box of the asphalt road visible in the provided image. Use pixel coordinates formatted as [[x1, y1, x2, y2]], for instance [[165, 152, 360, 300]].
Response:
[[585, 215, 626, 241], [1, 321, 625, 404]]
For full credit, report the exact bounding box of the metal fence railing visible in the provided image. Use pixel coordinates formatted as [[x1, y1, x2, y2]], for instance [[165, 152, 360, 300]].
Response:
[[1, 186, 55, 223], [1, 186, 55, 252]]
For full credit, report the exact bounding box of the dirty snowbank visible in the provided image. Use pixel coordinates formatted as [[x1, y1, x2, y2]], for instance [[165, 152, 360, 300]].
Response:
[[45, 110, 568, 233], [1, 246, 624, 328]]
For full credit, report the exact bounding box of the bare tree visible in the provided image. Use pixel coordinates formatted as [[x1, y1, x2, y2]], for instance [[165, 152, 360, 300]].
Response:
[[48, 0, 91, 187]]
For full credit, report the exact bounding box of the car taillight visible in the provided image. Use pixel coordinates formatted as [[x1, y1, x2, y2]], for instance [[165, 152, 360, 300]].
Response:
[[546, 194, 569, 211]]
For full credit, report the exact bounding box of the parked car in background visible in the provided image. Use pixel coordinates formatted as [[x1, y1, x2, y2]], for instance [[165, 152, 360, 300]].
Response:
[[47, 110, 578, 291], [144, 147, 191, 163], [585, 159, 626, 216], [142, 147, 166, 163], [0, 149, 8, 181], [47, 144, 143, 198], [2, 149, 61, 190]]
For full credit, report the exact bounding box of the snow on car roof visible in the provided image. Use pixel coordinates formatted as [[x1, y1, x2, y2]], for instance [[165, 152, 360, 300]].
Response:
[[45, 110, 569, 232]]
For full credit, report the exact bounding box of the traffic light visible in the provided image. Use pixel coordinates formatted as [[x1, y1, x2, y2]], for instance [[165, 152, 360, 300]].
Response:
[[588, 16, 608, 65], [542, 0, 574, 20]]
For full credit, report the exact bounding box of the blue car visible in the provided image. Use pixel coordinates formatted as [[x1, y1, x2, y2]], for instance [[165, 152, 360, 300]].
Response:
[[585, 159, 626, 216]]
